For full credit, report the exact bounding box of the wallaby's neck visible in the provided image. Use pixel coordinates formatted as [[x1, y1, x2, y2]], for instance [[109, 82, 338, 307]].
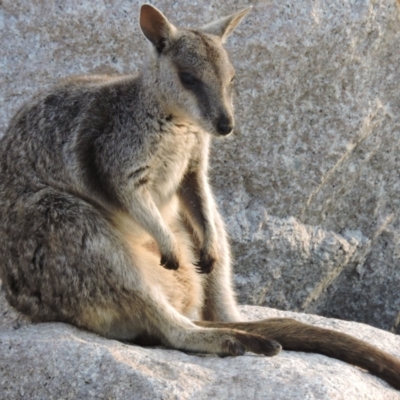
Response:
[[139, 57, 166, 109]]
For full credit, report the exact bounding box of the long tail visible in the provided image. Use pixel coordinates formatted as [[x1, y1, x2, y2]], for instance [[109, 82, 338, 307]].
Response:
[[195, 318, 400, 390]]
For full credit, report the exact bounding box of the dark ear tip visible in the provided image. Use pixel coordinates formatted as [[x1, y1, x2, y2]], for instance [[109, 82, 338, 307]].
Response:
[[140, 4, 154, 11], [140, 4, 155, 18], [140, 4, 161, 21]]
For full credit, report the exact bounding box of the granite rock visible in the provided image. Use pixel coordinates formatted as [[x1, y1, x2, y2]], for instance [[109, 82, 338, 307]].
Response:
[[232, 213, 368, 311], [1, 288, 400, 400], [213, 0, 400, 333], [1, 0, 400, 331]]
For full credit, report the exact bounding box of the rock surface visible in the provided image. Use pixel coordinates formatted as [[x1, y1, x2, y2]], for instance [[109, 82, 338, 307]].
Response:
[[216, 0, 400, 334], [1, 0, 400, 331], [1, 289, 400, 400]]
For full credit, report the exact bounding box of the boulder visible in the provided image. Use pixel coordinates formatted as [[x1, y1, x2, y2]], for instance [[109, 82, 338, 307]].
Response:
[[1, 0, 399, 330], [215, 0, 400, 334], [1, 288, 399, 399]]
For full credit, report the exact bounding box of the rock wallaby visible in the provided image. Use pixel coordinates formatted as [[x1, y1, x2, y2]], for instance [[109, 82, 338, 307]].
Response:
[[0, 4, 399, 390]]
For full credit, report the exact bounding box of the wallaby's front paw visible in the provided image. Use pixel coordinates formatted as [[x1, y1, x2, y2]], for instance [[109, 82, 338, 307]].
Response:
[[194, 249, 216, 274], [160, 253, 180, 270]]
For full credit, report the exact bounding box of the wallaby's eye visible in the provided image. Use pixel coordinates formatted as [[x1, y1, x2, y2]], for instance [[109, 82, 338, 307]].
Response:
[[179, 72, 200, 88], [230, 76, 236, 84]]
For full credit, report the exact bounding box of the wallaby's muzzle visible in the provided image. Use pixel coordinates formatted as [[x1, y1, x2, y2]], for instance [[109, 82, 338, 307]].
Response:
[[216, 114, 234, 136]]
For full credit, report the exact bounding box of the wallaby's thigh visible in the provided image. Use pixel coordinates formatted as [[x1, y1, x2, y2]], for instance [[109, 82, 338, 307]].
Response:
[[1, 190, 133, 329], [1, 188, 207, 339]]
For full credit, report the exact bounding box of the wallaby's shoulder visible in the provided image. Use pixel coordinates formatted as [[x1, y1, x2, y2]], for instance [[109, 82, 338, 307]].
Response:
[[6, 73, 141, 128], [1, 72, 144, 158]]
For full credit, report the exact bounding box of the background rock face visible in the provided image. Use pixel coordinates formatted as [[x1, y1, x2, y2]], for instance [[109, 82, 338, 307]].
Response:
[[1, 0, 400, 331], [1, 289, 400, 399]]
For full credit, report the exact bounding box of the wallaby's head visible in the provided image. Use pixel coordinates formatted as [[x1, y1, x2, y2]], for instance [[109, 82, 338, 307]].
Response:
[[139, 4, 251, 137]]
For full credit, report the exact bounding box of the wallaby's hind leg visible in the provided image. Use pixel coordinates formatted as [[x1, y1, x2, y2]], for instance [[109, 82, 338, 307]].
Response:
[[107, 278, 281, 357], [1, 190, 280, 356], [103, 215, 281, 356], [201, 209, 242, 323]]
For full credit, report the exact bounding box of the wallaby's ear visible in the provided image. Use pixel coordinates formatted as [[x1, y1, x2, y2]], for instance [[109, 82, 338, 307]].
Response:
[[200, 7, 252, 43], [140, 4, 177, 53]]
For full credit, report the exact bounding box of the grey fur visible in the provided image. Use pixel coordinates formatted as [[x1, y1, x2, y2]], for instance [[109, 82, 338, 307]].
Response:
[[1, 5, 400, 390]]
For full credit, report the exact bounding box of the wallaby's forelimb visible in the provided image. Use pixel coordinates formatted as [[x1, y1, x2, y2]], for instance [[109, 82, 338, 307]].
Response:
[[129, 190, 180, 270], [178, 170, 217, 274], [195, 318, 400, 390]]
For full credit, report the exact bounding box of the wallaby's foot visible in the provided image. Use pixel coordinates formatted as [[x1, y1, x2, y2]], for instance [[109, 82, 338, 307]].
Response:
[[194, 249, 216, 274], [135, 327, 281, 357], [217, 331, 282, 357], [172, 328, 282, 357]]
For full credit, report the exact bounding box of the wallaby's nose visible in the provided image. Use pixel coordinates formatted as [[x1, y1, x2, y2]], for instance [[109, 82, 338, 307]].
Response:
[[216, 114, 233, 136]]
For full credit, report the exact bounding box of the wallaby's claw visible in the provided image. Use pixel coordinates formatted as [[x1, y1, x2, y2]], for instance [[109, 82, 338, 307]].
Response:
[[236, 332, 282, 357], [262, 339, 282, 356], [160, 254, 179, 270], [194, 250, 215, 274]]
